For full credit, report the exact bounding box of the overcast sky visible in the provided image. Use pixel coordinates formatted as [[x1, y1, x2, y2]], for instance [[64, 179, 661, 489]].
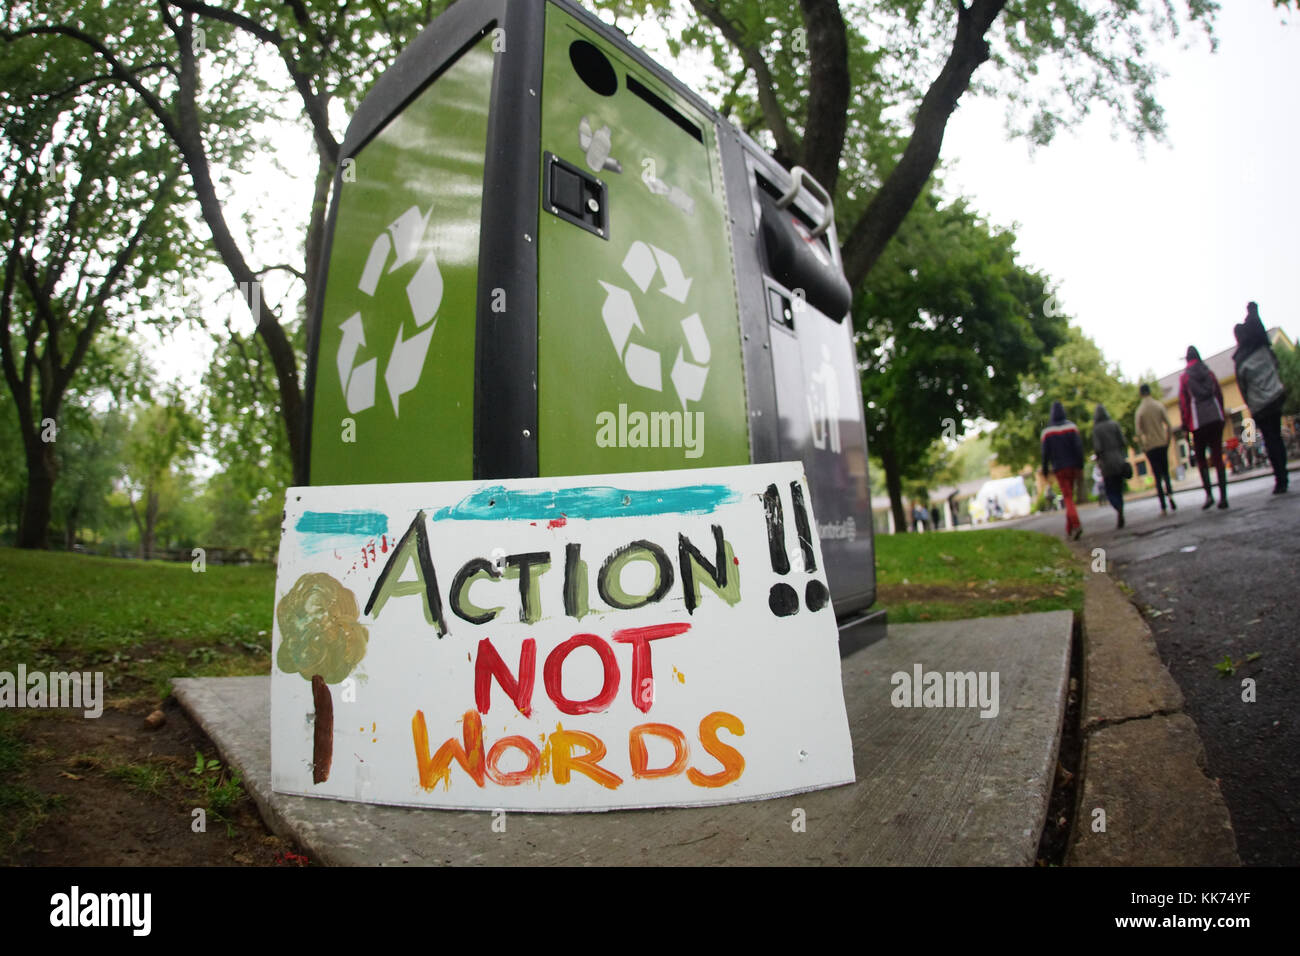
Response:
[[942, 0, 1299, 383]]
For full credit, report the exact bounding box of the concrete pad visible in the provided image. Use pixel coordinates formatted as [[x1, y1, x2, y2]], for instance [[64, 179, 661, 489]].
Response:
[[174, 610, 1072, 866], [1067, 713, 1238, 866], [1078, 564, 1183, 730]]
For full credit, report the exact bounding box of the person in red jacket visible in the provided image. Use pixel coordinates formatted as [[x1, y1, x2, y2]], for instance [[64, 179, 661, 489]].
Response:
[[1178, 345, 1229, 509], [1041, 400, 1085, 539]]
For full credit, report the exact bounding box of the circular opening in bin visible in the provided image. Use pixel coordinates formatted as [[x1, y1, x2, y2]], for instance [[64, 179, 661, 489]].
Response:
[[569, 39, 617, 96]]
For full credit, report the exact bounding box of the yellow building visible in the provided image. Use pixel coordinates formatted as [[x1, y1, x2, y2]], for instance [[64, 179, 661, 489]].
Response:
[[1130, 327, 1295, 480]]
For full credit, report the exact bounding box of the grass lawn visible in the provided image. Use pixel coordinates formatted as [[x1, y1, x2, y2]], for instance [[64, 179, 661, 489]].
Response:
[[0, 548, 277, 700], [0, 530, 1080, 861], [0, 548, 281, 862], [874, 527, 1083, 624]]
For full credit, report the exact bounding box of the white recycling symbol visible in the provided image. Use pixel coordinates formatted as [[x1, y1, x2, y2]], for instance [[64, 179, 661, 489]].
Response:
[[336, 204, 443, 416], [598, 240, 710, 410]]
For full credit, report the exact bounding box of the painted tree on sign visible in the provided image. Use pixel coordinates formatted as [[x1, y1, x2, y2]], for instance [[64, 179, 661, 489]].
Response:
[[276, 572, 369, 784]]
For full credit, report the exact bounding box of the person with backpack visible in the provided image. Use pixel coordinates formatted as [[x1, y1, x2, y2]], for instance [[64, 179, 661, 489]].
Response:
[[1134, 383, 1176, 513], [1233, 302, 1290, 494], [1041, 400, 1085, 539], [1092, 404, 1131, 529], [1179, 345, 1229, 509]]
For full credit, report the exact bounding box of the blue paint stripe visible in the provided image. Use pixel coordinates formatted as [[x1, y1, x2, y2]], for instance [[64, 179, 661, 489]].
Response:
[[296, 510, 389, 537], [432, 484, 740, 521]]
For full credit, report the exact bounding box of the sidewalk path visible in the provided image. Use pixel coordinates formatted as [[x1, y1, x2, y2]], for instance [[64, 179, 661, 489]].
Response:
[[1030, 472, 1297, 865], [175, 611, 1072, 866]]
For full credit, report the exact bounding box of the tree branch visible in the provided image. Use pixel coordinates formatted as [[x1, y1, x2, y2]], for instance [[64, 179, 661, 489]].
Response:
[[688, 0, 801, 163], [797, 0, 851, 196], [254, 263, 307, 282], [166, 0, 339, 162], [302, 151, 333, 325], [0, 25, 186, 148], [166, 0, 278, 43], [59, 171, 183, 400], [840, 0, 1006, 286]]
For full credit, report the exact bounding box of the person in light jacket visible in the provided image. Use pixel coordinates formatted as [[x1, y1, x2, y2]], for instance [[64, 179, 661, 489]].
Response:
[[1233, 303, 1289, 494], [1179, 345, 1229, 509], [1134, 383, 1176, 513], [1041, 400, 1085, 539], [1092, 404, 1130, 529]]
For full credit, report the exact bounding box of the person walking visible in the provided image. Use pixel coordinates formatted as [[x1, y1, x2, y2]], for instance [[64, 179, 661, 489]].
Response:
[[1134, 383, 1176, 513], [1179, 345, 1229, 509], [1233, 302, 1290, 494], [1093, 404, 1130, 529], [1041, 400, 1085, 539]]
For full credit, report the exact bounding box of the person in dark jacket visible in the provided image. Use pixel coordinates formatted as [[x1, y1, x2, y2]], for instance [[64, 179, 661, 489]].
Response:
[[1041, 400, 1085, 539], [1092, 404, 1130, 529], [1178, 345, 1229, 509], [1233, 302, 1289, 494]]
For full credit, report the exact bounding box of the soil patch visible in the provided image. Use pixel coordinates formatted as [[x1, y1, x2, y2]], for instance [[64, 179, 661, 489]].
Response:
[[5, 695, 310, 867]]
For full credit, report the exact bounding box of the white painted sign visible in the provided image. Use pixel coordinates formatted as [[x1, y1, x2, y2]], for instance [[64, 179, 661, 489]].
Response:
[[271, 462, 855, 811]]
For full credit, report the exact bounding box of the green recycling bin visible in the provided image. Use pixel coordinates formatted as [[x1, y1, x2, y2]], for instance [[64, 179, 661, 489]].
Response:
[[303, 0, 880, 629]]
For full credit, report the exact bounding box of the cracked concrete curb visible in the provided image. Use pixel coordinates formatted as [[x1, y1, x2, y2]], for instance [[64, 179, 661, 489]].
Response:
[[1064, 551, 1239, 866]]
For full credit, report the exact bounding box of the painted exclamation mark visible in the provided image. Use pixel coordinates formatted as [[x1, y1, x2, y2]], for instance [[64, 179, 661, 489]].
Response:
[[790, 481, 830, 613], [763, 482, 831, 617], [763, 483, 797, 616]]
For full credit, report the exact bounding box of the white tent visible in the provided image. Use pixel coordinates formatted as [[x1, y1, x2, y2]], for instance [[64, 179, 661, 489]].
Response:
[[969, 476, 1033, 524]]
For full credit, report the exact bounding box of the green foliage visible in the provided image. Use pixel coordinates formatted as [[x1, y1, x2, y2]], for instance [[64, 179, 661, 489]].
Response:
[[49, 401, 128, 549], [188, 749, 244, 836], [121, 392, 203, 555], [623, 0, 1213, 159], [1275, 337, 1300, 417], [192, 751, 223, 776], [0, 9, 204, 547], [108, 761, 171, 797], [946, 432, 996, 483], [989, 324, 1137, 472], [200, 326, 297, 558], [919, 431, 997, 493], [856, 190, 1066, 508]]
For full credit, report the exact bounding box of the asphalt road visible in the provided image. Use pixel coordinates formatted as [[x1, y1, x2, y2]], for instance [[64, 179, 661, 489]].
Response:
[[1014, 472, 1299, 866]]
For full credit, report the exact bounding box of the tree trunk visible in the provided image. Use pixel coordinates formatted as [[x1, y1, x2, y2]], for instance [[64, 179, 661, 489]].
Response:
[[143, 487, 159, 558], [172, 26, 307, 485], [797, 0, 851, 196], [878, 440, 909, 533], [311, 674, 333, 783], [17, 440, 55, 549], [303, 152, 334, 332]]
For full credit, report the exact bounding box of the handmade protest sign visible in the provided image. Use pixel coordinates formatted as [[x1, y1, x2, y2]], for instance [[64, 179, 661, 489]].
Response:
[[271, 462, 855, 811]]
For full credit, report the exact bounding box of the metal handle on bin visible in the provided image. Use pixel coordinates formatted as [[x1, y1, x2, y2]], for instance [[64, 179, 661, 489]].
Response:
[[775, 165, 834, 239]]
